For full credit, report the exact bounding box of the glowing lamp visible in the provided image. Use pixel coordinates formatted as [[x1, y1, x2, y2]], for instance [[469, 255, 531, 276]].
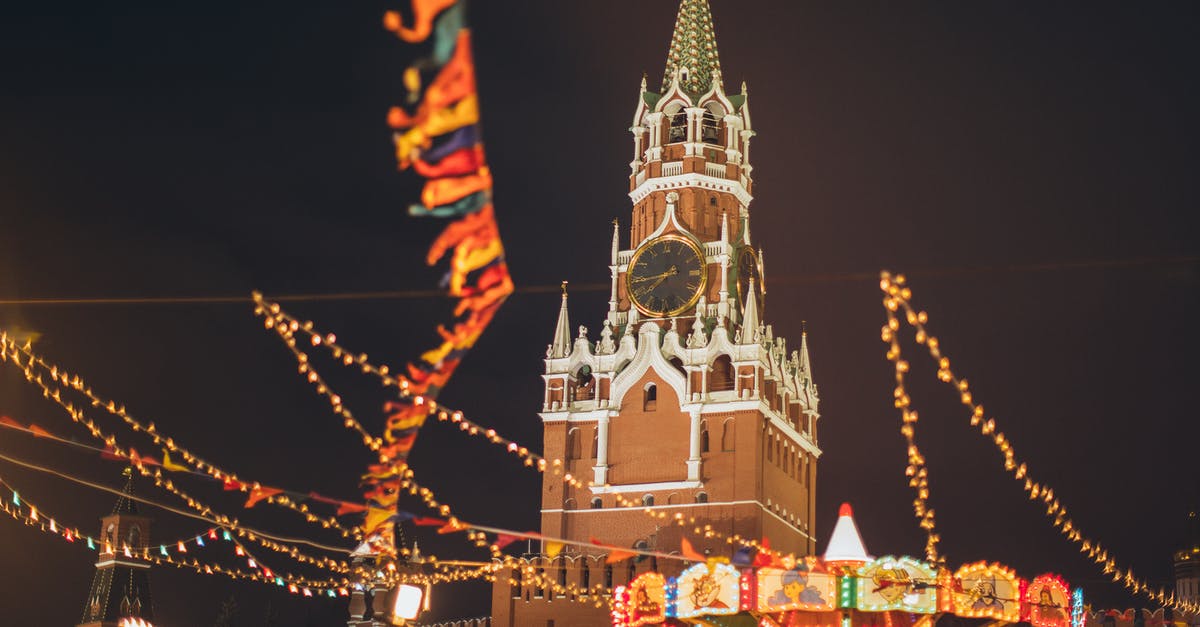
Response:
[[119, 619, 153, 627], [392, 584, 426, 622]]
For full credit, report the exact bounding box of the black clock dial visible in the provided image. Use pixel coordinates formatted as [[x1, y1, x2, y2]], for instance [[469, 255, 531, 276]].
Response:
[[736, 247, 763, 312], [627, 235, 707, 317]]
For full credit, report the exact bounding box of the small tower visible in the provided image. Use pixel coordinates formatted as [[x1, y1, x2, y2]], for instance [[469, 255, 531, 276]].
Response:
[[78, 469, 154, 627], [1176, 510, 1200, 625]]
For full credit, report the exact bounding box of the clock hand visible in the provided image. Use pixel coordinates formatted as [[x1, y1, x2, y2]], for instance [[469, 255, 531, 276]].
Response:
[[631, 266, 680, 284]]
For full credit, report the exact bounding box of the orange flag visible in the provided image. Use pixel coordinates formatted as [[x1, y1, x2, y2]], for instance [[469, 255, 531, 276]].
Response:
[[681, 537, 705, 562], [606, 549, 636, 564], [244, 487, 284, 509]]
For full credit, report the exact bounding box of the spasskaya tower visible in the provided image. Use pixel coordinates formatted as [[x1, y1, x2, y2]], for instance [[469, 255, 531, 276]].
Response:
[[492, 1, 823, 624]]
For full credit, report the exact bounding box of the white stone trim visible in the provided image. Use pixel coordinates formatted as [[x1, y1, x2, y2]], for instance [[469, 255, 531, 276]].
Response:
[[543, 499, 814, 542], [629, 171, 753, 208], [94, 559, 150, 569], [589, 480, 702, 494]]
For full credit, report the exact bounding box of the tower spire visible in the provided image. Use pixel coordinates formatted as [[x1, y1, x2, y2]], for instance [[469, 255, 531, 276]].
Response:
[[798, 325, 813, 383], [662, 0, 723, 94], [740, 277, 759, 342], [549, 282, 572, 359]]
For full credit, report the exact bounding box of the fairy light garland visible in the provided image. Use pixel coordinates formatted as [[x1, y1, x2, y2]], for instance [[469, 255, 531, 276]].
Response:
[[0, 331, 360, 540], [255, 298, 783, 563], [0, 475, 356, 594], [881, 287, 943, 566], [0, 353, 361, 579], [878, 271, 1199, 615]]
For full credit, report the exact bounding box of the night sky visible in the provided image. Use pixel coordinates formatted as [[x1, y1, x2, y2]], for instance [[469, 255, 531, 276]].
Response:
[[2, 1, 1199, 625]]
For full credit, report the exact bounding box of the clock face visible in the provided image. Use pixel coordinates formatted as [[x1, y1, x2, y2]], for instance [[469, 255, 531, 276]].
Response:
[[736, 247, 763, 311], [627, 235, 707, 317]]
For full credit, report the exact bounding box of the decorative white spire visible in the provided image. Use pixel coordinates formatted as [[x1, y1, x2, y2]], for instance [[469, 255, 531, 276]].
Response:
[[550, 282, 572, 359], [798, 326, 813, 384], [823, 502, 873, 564], [740, 277, 759, 343], [721, 211, 729, 243], [611, 218, 620, 265]]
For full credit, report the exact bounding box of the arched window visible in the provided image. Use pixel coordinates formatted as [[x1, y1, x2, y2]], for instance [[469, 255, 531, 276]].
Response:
[[590, 429, 599, 459], [604, 564, 614, 589], [566, 427, 582, 460], [581, 563, 591, 592], [564, 498, 577, 511], [668, 109, 688, 143], [700, 420, 710, 453], [642, 494, 655, 507], [667, 493, 679, 505], [766, 436, 774, 462], [701, 110, 721, 144], [127, 525, 141, 549], [721, 419, 736, 451], [591, 497, 603, 509], [710, 356, 734, 392], [575, 365, 595, 401], [696, 492, 709, 504], [643, 383, 658, 411], [626, 560, 637, 584]]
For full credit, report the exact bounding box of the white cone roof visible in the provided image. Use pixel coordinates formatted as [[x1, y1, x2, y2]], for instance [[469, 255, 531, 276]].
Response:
[[823, 502, 873, 563]]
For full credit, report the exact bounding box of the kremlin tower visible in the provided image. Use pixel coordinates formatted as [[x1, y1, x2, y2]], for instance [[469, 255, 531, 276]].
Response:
[[492, 1, 822, 624]]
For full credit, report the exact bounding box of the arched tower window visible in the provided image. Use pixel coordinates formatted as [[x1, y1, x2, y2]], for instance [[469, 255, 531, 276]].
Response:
[[590, 429, 598, 459], [696, 492, 709, 504], [581, 563, 591, 592], [710, 355, 734, 392], [701, 110, 722, 145], [591, 497, 603, 509], [721, 419, 736, 451], [576, 365, 595, 401], [643, 383, 658, 411], [642, 494, 655, 507], [566, 427, 582, 460], [668, 108, 688, 143], [564, 498, 577, 511], [700, 420, 710, 453], [127, 525, 141, 549]]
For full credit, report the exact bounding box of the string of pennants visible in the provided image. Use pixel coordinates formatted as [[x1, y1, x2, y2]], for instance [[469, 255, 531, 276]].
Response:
[[612, 557, 1087, 627], [0, 477, 351, 598], [0, 417, 368, 516], [363, 0, 514, 556]]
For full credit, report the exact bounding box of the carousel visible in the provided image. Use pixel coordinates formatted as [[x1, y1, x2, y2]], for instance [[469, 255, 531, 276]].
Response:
[[610, 504, 1082, 627]]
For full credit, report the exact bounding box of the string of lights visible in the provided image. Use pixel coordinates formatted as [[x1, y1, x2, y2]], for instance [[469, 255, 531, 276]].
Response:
[[0, 348, 363, 577], [0, 472, 359, 594], [0, 331, 362, 542], [878, 271, 1199, 614], [881, 283, 943, 566]]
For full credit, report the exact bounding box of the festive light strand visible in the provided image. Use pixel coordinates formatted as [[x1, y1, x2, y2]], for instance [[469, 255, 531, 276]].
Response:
[[0, 331, 361, 540], [881, 288, 943, 566], [878, 271, 1199, 614], [0, 336, 364, 575], [0, 474, 357, 593]]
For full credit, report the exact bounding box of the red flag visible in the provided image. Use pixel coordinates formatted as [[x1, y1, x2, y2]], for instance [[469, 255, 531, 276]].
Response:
[[101, 446, 124, 462], [28, 424, 51, 438], [753, 537, 774, 568], [0, 416, 20, 428], [244, 487, 284, 509], [223, 478, 245, 491], [437, 520, 466, 535], [493, 534, 520, 550], [412, 517, 447, 527], [681, 537, 705, 562]]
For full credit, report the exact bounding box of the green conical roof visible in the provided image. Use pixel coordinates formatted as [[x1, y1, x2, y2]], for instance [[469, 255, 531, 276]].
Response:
[[662, 0, 722, 94]]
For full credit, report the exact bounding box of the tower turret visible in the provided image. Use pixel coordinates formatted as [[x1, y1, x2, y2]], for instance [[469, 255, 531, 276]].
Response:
[[78, 469, 153, 627]]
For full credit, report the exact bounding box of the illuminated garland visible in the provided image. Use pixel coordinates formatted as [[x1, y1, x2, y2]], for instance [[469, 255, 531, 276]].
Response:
[[881, 288, 943, 566], [878, 271, 1199, 614], [0, 352, 360, 578], [0, 332, 361, 540], [0, 476, 352, 593]]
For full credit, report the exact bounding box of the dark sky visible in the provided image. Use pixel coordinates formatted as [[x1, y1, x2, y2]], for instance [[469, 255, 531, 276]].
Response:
[[1, 1, 1199, 625]]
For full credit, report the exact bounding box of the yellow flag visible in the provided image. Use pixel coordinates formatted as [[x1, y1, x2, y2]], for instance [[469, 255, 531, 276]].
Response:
[[161, 450, 189, 473], [545, 541, 564, 558]]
